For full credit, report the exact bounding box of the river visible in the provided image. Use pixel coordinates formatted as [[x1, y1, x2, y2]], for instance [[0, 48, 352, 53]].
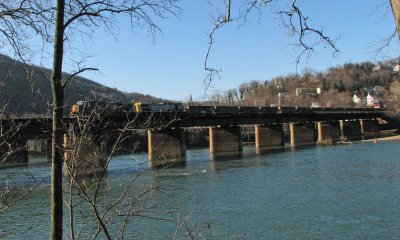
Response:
[[1, 141, 400, 239]]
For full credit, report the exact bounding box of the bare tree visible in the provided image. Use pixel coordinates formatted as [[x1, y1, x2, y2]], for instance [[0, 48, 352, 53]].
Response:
[[61, 100, 213, 239], [204, 0, 339, 84], [48, 1, 179, 239], [0, 1, 180, 238]]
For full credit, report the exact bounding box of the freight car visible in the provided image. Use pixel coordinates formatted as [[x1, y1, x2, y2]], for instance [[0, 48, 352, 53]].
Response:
[[134, 102, 184, 112], [185, 105, 215, 115], [259, 107, 279, 114], [237, 106, 260, 115]]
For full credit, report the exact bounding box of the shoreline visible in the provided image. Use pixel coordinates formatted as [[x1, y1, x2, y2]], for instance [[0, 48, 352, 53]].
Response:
[[362, 135, 400, 143]]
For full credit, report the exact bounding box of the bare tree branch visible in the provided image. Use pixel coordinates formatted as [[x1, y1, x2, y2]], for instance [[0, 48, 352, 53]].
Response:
[[204, 0, 340, 85]]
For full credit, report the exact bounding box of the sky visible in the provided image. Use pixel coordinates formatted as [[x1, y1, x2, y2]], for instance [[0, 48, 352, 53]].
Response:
[[34, 0, 400, 101]]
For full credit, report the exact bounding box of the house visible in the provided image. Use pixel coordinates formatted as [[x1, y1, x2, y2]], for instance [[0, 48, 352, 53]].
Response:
[[311, 102, 322, 108], [366, 93, 374, 106], [352, 94, 365, 105], [353, 90, 383, 107], [273, 80, 283, 89], [366, 93, 382, 107], [277, 92, 289, 99], [372, 65, 381, 72], [393, 64, 400, 73], [373, 99, 381, 108], [295, 88, 320, 96], [373, 85, 383, 93]]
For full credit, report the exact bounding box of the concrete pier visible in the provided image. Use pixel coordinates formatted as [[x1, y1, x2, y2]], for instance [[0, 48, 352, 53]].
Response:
[[360, 119, 380, 139], [289, 123, 316, 147], [317, 122, 341, 144], [341, 120, 362, 140], [255, 124, 284, 152], [148, 128, 186, 168], [209, 126, 243, 157]]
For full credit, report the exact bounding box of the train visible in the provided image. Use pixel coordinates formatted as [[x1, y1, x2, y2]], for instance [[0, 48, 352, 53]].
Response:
[[70, 101, 381, 117], [70, 101, 186, 117]]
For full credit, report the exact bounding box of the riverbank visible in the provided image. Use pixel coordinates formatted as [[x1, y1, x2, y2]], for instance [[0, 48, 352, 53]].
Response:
[[363, 135, 400, 143]]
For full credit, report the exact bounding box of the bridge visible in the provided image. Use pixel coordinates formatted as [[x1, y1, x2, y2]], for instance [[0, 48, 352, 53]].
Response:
[[0, 106, 397, 172]]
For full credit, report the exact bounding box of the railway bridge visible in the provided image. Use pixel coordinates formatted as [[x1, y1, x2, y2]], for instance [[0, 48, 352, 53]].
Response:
[[0, 106, 397, 171]]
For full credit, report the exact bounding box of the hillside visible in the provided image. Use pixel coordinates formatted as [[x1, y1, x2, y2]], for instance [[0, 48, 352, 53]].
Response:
[[0, 54, 165, 115], [210, 60, 400, 112]]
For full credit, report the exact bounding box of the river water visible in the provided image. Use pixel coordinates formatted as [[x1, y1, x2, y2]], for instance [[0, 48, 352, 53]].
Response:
[[1, 141, 400, 239]]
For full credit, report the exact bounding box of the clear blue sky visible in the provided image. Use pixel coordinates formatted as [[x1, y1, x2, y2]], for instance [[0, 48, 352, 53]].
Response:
[[54, 0, 399, 101]]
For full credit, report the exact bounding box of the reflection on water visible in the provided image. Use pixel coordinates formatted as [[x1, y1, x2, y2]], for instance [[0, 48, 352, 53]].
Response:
[[210, 151, 243, 161], [1, 141, 400, 239]]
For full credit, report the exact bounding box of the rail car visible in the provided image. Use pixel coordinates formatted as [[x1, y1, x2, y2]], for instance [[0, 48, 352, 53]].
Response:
[[279, 107, 297, 114], [213, 106, 240, 115], [237, 106, 260, 115], [134, 102, 184, 112], [294, 107, 314, 114], [185, 105, 215, 115], [258, 107, 279, 114]]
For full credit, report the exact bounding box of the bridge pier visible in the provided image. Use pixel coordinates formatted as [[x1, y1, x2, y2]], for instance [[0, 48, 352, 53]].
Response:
[[317, 122, 341, 145], [209, 126, 243, 158], [255, 124, 284, 152], [289, 123, 316, 147], [360, 119, 380, 139], [148, 128, 186, 168], [63, 134, 106, 177], [341, 120, 362, 141]]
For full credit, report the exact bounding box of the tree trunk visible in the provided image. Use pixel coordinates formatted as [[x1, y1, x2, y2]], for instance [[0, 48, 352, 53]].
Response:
[[50, 0, 65, 239], [390, 0, 400, 38]]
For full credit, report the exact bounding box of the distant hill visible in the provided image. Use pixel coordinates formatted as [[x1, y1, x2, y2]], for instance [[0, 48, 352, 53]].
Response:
[[0, 54, 166, 115], [123, 92, 170, 103]]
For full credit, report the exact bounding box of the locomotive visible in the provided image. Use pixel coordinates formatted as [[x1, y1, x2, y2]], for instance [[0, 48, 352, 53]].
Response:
[[69, 100, 134, 117]]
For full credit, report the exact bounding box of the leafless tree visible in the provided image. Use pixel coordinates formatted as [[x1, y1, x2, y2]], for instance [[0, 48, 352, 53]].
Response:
[[43, 1, 180, 239], [204, 0, 339, 84], [61, 101, 212, 239], [1, 1, 180, 239]]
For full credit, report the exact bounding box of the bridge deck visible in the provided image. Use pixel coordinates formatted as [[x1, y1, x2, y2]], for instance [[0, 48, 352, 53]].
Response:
[[0, 107, 392, 132]]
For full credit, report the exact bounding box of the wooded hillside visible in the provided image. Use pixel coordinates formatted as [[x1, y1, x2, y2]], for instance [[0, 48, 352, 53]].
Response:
[[211, 60, 400, 110], [0, 54, 164, 115]]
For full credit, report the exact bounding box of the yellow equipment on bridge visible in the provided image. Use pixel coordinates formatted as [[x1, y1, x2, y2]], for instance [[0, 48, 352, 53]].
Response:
[[71, 104, 80, 115], [134, 102, 143, 112]]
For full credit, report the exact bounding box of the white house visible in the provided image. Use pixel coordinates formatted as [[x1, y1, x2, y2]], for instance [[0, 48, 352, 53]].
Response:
[[393, 64, 400, 73], [311, 102, 322, 108], [366, 93, 377, 107], [372, 65, 381, 72], [352, 94, 365, 105]]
